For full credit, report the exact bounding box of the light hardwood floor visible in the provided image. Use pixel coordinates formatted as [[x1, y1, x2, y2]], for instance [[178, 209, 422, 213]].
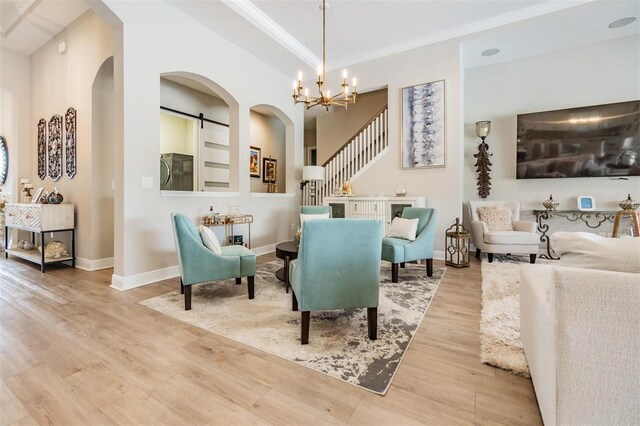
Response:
[[0, 253, 542, 425]]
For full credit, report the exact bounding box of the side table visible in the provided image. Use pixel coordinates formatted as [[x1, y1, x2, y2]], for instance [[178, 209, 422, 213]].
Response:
[[275, 240, 298, 293]]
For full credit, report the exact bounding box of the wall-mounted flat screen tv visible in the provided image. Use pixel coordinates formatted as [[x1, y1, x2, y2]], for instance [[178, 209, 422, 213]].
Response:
[[516, 100, 639, 179]]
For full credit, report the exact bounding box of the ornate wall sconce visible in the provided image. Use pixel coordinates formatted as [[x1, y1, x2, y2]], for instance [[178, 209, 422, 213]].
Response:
[[474, 121, 493, 198]]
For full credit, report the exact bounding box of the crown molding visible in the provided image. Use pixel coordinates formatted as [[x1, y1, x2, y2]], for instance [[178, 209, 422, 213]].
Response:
[[224, 0, 593, 72], [222, 0, 320, 68], [327, 0, 594, 70]]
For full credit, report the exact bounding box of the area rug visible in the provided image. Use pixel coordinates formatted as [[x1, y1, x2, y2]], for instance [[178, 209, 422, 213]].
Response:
[[480, 255, 549, 377], [140, 261, 444, 395]]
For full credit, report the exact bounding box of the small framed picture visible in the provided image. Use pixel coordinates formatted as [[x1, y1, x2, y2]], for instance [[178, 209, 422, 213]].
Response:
[[263, 157, 277, 183], [31, 188, 44, 204], [577, 196, 596, 211], [249, 146, 261, 178]]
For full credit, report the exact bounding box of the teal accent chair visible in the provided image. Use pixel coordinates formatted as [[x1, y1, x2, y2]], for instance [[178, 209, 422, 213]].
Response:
[[300, 205, 331, 216], [289, 219, 383, 344], [381, 208, 436, 283], [171, 213, 256, 310]]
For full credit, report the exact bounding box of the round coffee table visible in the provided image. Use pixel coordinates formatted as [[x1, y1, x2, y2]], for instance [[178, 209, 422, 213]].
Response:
[[275, 240, 298, 293]]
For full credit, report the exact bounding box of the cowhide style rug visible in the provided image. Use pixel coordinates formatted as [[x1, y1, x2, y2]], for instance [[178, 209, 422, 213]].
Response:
[[479, 255, 550, 377], [140, 261, 444, 395]]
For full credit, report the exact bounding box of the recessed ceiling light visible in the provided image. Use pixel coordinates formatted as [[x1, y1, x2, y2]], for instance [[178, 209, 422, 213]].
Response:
[[609, 17, 637, 28], [481, 48, 500, 57]]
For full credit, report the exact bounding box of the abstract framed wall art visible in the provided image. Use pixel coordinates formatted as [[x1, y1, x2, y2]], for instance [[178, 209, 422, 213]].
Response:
[[249, 146, 261, 178], [65, 107, 77, 178], [37, 119, 47, 180], [48, 115, 63, 181], [401, 79, 446, 169]]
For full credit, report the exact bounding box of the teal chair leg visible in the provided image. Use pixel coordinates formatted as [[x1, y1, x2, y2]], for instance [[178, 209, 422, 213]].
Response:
[[301, 311, 310, 345], [368, 307, 377, 340], [248, 276, 255, 299], [392, 263, 399, 283], [235, 277, 241, 285], [185, 285, 191, 311], [426, 259, 433, 277], [180, 278, 184, 294]]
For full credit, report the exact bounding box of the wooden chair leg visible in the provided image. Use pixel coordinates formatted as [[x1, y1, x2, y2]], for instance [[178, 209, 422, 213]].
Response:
[[400, 262, 405, 268], [530, 254, 537, 264], [184, 285, 191, 311], [475, 248, 481, 259], [301, 311, 310, 345], [247, 276, 255, 299], [487, 253, 494, 262], [180, 278, 184, 294], [392, 263, 399, 283], [426, 258, 433, 277], [367, 307, 377, 340], [235, 277, 241, 285], [292, 290, 298, 311]]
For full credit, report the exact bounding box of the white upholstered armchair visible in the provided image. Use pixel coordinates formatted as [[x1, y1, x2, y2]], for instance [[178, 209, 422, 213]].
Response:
[[468, 201, 540, 263]]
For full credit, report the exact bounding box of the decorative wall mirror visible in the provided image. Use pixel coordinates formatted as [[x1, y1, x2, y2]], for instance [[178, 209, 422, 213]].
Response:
[[0, 136, 8, 185]]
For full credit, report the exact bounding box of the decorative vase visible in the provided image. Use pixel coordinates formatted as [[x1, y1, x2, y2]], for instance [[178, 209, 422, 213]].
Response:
[[40, 191, 50, 204], [47, 187, 64, 204], [395, 183, 407, 197], [619, 194, 639, 211], [543, 194, 559, 211]]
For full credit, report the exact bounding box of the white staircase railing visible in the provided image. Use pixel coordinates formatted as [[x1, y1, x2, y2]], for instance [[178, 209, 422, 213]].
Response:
[[303, 106, 388, 206]]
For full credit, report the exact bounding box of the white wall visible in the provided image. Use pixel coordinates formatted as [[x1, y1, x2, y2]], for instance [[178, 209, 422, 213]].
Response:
[[464, 35, 640, 221], [0, 48, 31, 200], [249, 111, 286, 193], [25, 11, 114, 265], [91, 57, 115, 261], [320, 40, 463, 254], [100, 0, 303, 287]]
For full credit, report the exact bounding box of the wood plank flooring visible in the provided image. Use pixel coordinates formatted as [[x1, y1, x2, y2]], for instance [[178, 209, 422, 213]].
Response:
[[0, 253, 542, 425]]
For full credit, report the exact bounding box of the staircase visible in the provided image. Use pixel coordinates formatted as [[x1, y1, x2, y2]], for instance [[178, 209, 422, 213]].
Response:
[[303, 106, 388, 206]]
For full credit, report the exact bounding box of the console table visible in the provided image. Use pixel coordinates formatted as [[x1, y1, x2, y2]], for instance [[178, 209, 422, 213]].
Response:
[[4, 203, 76, 272], [324, 196, 426, 232], [202, 214, 252, 248], [533, 209, 616, 259]]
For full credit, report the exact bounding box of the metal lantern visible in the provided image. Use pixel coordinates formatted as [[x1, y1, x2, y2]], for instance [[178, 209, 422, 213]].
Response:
[[445, 217, 470, 268]]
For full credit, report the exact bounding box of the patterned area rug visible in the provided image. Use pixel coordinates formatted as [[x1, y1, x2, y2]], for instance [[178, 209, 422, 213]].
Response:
[[480, 255, 549, 377], [140, 261, 444, 395]]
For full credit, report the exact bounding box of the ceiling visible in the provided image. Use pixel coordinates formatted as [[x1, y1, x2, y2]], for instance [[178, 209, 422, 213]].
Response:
[[167, 0, 639, 80], [2, 0, 638, 84], [0, 0, 89, 55]]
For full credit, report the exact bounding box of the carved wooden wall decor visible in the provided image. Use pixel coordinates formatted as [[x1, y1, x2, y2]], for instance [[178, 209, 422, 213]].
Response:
[[474, 141, 492, 198], [37, 119, 47, 180], [48, 115, 63, 181], [65, 107, 77, 178]]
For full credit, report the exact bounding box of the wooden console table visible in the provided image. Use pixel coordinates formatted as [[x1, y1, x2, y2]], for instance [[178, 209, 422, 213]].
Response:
[[533, 209, 616, 259], [4, 203, 76, 272]]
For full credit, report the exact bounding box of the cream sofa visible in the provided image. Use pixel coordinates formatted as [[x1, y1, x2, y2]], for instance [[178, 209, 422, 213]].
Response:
[[520, 233, 640, 425]]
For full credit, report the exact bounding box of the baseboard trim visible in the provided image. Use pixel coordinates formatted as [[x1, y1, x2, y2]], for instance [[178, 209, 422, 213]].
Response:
[[434, 250, 445, 261], [252, 243, 275, 256], [76, 257, 114, 271], [109, 243, 276, 291], [111, 265, 180, 291]]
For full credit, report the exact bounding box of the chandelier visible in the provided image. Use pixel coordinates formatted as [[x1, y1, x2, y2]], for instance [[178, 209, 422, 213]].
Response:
[[292, 0, 357, 111]]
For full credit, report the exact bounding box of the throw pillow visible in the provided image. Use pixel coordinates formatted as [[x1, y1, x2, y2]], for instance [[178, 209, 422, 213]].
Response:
[[551, 231, 640, 273], [387, 217, 419, 241], [300, 213, 330, 231], [199, 225, 222, 255], [477, 206, 513, 232]]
